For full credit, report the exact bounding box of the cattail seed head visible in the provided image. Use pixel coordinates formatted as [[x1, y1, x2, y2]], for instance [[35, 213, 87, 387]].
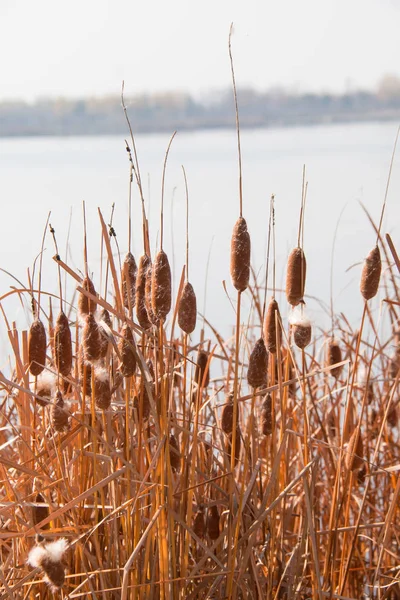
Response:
[[293, 323, 312, 349], [119, 323, 136, 378], [178, 281, 197, 334], [247, 338, 268, 388], [28, 538, 69, 592], [193, 506, 206, 539], [78, 276, 97, 316], [230, 216, 251, 292], [327, 339, 342, 379], [29, 319, 47, 376], [286, 247, 306, 306], [194, 350, 210, 388], [169, 434, 180, 473], [82, 313, 101, 363], [206, 505, 220, 540], [54, 311, 72, 376], [260, 393, 273, 436], [78, 348, 92, 396], [360, 245, 381, 301], [221, 393, 234, 435], [345, 429, 364, 471], [35, 372, 56, 407], [122, 251, 137, 311], [94, 367, 111, 410], [151, 250, 172, 321], [50, 391, 69, 432], [98, 309, 112, 358], [32, 492, 49, 528], [135, 254, 152, 330], [145, 258, 159, 326], [263, 298, 281, 354]]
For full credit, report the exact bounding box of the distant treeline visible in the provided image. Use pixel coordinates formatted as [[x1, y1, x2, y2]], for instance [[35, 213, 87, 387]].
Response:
[[2, 87, 400, 137]]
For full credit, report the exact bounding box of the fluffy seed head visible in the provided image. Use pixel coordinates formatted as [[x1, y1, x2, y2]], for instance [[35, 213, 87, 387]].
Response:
[[78, 347, 92, 396], [230, 216, 251, 292], [263, 298, 281, 354], [28, 319, 47, 376], [327, 339, 342, 379], [82, 313, 101, 363], [78, 276, 97, 315], [247, 338, 269, 388], [54, 311, 72, 376], [119, 323, 136, 378], [94, 367, 111, 410], [98, 309, 112, 358], [151, 249, 172, 321], [28, 538, 69, 591], [178, 281, 197, 334], [35, 372, 56, 407], [293, 323, 312, 349], [135, 254, 152, 330], [360, 245, 381, 301], [122, 251, 137, 311], [286, 247, 306, 306]]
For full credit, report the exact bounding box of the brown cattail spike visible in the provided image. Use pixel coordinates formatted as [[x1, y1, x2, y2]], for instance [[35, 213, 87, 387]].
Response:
[[122, 251, 137, 311], [247, 338, 268, 388], [78, 348, 92, 396], [54, 311, 72, 376], [195, 350, 210, 388], [98, 309, 112, 358], [119, 324, 136, 377], [135, 254, 152, 330], [193, 507, 206, 539], [327, 339, 342, 379], [178, 281, 197, 334], [206, 505, 220, 540], [51, 391, 69, 432], [78, 276, 96, 315], [82, 313, 101, 363], [28, 319, 47, 376], [263, 298, 281, 354], [169, 434, 180, 473], [151, 249, 172, 321], [286, 247, 306, 306], [230, 216, 251, 292], [360, 245, 381, 301], [293, 323, 312, 349], [145, 258, 159, 326], [345, 429, 364, 472], [221, 393, 234, 435], [260, 393, 273, 436], [94, 369, 111, 410]]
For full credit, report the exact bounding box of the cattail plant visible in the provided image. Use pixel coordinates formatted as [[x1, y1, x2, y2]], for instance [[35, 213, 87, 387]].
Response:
[[94, 367, 111, 410], [345, 428, 364, 472], [193, 505, 206, 539], [145, 258, 159, 326], [230, 217, 251, 293], [327, 338, 343, 379], [28, 318, 47, 377], [35, 372, 56, 407], [286, 168, 307, 307], [78, 276, 97, 316], [98, 308, 112, 358], [27, 538, 69, 592], [221, 393, 234, 435], [151, 249, 172, 322], [119, 323, 136, 377], [227, 426, 241, 467], [121, 251, 137, 312], [360, 245, 381, 301], [206, 505, 220, 540], [136, 254, 152, 330], [78, 348, 92, 396], [50, 391, 69, 432], [264, 298, 281, 354], [169, 434, 180, 473], [194, 350, 210, 389], [54, 311, 72, 376], [247, 338, 268, 388], [178, 166, 197, 334], [290, 306, 312, 350], [82, 313, 101, 363], [260, 393, 273, 436]]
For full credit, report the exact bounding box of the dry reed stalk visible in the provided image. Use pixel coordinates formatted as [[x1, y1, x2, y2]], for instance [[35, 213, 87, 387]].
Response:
[[32, 492, 49, 528], [78, 276, 96, 315], [286, 247, 306, 306], [151, 249, 172, 321], [135, 254, 152, 329], [206, 505, 220, 540], [28, 319, 47, 376], [221, 393, 234, 435], [94, 367, 111, 410], [260, 393, 273, 436], [389, 346, 400, 378], [293, 323, 312, 349], [360, 245, 381, 300], [54, 311, 72, 376], [263, 298, 281, 354], [230, 216, 251, 292], [82, 313, 101, 363], [121, 251, 137, 311], [178, 281, 197, 334], [247, 337, 268, 388], [169, 434, 180, 473], [193, 506, 206, 539], [119, 323, 136, 377], [50, 391, 69, 432], [227, 426, 241, 467], [345, 429, 364, 471], [327, 338, 343, 379]]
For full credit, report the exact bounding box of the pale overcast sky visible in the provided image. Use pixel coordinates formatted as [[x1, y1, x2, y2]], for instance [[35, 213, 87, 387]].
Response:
[[0, 0, 399, 101]]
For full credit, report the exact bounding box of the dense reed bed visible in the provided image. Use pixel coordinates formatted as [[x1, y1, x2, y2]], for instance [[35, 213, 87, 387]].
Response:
[[0, 70, 400, 600]]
